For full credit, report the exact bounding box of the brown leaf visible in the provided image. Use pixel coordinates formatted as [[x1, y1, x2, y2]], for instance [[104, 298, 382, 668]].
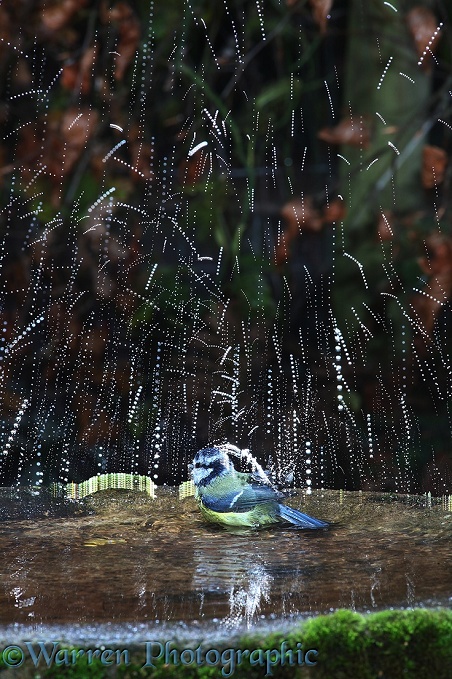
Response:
[[407, 7, 441, 70], [0, 6, 11, 42], [61, 45, 98, 96], [109, 2, 141, 82], [129, 140, 153, 182], [179, 153, 207, 187], [40, 0, 88, 33], [323, 198, 346, 223], [318, 116, 370, 148], [14, 58, 32, 88], [276, 196, 343, 265], [61, 63, 79, 91], [414, 233, 452, 337], [282, 196, 323, 234], [309, 0, 333, 34], [57, 107, 99, 178], [17, 106, 99, 192], [422, 145, 447, 189], [377, 211, 394, 242], [128, 124, 154, 183], [275, 196, 323, 266]]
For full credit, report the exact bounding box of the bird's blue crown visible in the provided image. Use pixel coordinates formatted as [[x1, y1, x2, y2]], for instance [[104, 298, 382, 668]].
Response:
[[190, 446, 235, 487]]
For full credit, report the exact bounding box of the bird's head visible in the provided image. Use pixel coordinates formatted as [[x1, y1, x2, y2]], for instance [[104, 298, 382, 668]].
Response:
[[190, 446, 235, 487]]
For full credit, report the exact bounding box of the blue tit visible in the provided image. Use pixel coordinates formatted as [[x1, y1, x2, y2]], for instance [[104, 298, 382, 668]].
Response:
[[190, 445, 329, 530]]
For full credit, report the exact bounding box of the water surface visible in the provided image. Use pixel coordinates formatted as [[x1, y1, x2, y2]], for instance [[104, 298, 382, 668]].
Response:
[[0, 487, 451, 643]]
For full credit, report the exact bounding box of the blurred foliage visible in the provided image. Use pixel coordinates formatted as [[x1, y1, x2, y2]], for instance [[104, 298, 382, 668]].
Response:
[[0, 0, 334, 485], [0, 0, 451, 491]]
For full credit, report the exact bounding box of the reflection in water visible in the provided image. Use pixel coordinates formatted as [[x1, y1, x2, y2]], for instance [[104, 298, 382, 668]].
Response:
[[7, 553, 36, 618], [225, 563, 272, 629], [193, 540, 273, 628], [11, 587, 36, 614], [406, 569, 416, 607], [369, 567, 381, 608], [232, 563, 271, 629]]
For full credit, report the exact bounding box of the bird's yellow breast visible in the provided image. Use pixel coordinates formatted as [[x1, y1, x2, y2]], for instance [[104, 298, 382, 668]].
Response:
[[197, 498, 276, 529]]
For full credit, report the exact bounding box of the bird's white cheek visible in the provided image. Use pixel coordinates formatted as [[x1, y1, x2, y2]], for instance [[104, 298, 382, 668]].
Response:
[[192, 467, 213, 485]]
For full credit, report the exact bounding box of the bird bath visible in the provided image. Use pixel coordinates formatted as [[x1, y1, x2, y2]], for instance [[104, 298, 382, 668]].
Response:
[[0, 486, 450, 647]]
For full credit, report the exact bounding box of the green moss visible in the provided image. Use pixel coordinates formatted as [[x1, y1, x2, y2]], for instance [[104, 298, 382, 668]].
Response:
[[300, 609, 369, 678], [365, 609, 452, 678], [300, 608, 452, 679]]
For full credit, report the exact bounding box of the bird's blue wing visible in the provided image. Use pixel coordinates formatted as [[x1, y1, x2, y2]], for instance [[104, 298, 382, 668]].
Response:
[[200, 481, 279, 513]]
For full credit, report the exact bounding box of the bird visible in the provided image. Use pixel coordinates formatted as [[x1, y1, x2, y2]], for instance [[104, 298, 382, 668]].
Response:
[[190, 444, 329, 530]]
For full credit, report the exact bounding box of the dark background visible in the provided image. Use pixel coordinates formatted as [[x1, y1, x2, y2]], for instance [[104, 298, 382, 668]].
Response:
[[0, 0, 451, 494]]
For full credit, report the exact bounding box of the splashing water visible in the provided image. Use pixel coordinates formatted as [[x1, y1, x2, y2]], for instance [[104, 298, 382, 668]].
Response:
[[0, 1, 450, 501]]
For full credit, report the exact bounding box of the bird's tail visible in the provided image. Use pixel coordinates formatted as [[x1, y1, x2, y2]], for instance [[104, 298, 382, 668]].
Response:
[[277, 504, 329, 529]]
